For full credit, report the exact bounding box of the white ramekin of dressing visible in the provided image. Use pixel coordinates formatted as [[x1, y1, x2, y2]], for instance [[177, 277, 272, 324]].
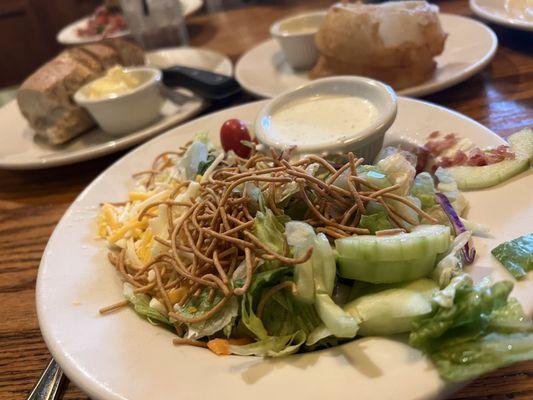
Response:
[[270, 11, 326, 70], [255, 76, 397, 162]]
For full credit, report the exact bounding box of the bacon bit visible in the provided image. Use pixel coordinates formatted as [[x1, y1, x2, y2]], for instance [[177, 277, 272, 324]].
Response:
[[207, 338, 255, 355], [466, 148, 488, 166], [413, 145, 429, 173], [485, 145, 515, 163], [423, 131, 516, 170], [437, 150, 468, 169], [434, 145, 515, 169], [424, 133, 459, 156]]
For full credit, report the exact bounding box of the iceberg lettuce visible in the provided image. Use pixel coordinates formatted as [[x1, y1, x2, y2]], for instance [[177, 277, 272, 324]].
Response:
[[411, 172, 436, 209]]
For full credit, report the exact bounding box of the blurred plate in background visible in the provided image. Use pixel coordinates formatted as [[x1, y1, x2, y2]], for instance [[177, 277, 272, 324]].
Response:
[[0, 45, 232, 170], [57, 0, 204, 45], [146, 46, 233, 75], [235, 14, 497, 98], [470, 0, 533, 32]]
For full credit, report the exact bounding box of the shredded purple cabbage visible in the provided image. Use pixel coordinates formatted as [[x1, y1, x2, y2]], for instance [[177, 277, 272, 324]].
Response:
[[435, 192, 476, 264]]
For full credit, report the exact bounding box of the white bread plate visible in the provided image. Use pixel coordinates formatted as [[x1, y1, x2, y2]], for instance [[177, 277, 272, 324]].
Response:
[[0, 46, 231, 170]]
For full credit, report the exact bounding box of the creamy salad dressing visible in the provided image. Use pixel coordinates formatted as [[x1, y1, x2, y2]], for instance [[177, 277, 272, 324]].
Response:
[[268, 95, 379, 146], [278, 14, 324, 35]]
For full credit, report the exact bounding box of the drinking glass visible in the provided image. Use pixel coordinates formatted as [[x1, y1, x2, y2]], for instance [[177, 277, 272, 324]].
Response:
[[120, 0, 189, 50]]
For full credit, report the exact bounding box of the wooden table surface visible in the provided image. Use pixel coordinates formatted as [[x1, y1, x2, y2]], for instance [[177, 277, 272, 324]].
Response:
[[1, 1, 532, 399]]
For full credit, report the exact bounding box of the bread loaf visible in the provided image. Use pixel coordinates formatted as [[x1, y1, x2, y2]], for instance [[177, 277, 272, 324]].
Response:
[[310, 1, 447, 90], [17, 39, 144, 145]]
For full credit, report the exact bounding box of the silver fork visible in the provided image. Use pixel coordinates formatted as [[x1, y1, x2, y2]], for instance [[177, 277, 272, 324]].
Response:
[[28, 359, 65, 400]]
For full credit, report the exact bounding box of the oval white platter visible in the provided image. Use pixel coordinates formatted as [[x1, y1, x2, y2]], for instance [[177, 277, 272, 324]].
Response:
[[37, 98, 532, 400]]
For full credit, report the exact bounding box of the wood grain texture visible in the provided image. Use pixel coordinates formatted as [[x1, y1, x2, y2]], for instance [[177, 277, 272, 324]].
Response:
[[0, 1, 532, 399]]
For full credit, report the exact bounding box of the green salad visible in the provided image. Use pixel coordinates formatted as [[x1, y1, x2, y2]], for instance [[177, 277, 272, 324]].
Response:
[[97, 121, 533, 383]]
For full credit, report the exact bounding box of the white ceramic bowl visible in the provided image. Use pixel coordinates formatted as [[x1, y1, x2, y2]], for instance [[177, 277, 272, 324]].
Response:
[[74, 67, 164, 136], [270, 10, 326, 70], [255, 76, 397, 161]]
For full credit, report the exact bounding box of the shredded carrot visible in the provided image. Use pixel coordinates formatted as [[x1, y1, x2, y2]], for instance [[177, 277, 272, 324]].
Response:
[[207, 338, 255, 355]]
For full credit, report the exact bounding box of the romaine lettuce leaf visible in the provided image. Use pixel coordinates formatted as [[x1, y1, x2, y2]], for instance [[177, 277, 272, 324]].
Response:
[[435, 167, 469, 217], [179, 141, 208, 180], [170, 286, 238, 339], [285, 221, 358, 338], [237, 265, 321, 357], [123, 283, 173, 327], [358, 212, 394, 234], [247, 267, 291, 301], [197, 154, 216, 176], [356, 165, 390, 189], [409, 279, 533, 381], [241, 266, 320, 339], [306, 324, 332, 346], [430, 333, 533, 381], [238, 289, 317, 357], [228, 330, 306, 357], [253, 209, 288, 268], [490, 298, 533, 333], [178, 289, 239, 340], [432, 231, 472, 291], [492, 234, 533, 280], [411, 172, 436, 209], [377, 153, 416, 196], [243, 182, 264, 216], [261, 289, 321, 336]]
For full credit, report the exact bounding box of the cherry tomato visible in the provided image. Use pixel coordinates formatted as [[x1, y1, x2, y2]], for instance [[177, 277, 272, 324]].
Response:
[[220, 119, 252, 158]]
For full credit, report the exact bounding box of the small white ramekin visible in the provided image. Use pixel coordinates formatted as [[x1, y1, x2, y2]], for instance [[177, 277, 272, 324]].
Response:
[[255, 76, 398, 162], [74, 67, 164, 136], [270, 11, 326, 70]]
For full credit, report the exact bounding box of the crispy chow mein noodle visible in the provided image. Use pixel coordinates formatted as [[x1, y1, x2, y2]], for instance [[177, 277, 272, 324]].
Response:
[[98, 141, 437, 350]]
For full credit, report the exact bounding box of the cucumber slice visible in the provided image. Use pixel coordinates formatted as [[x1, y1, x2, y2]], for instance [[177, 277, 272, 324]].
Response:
[[315, 294, 358, 338], [335, 225, 451, 262], [343, 279, 437, 336], [444, 128, 532, 191], [508, 128, 533, 161], [445, 159, 529, 191], [338, 253, 438, 283]]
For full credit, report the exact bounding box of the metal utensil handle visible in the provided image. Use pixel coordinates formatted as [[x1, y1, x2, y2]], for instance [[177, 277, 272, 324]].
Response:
[[28, 359, 65, 400]]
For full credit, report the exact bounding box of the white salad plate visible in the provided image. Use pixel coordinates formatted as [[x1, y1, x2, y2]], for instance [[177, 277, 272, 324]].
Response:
[[235, 14, 498, 98], [0, 47, 232, 170], [57, 0, 204, 45], [36, 98, 532, 400], [470, 0, 533, 32]]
